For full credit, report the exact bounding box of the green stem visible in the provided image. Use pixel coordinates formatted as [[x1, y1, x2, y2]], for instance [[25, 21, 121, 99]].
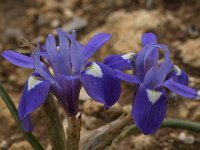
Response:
[[0, 82, 44, 150], [115, 118, 200, 143]]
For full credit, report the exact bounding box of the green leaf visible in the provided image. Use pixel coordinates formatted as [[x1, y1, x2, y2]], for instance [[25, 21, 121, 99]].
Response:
[[0, 82, 44, 150], [114, 118, 200, 144]]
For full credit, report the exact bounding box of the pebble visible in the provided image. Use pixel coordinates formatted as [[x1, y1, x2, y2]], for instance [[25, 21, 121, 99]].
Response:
[[79, 88, 91, 102], [62, 17, 88, 32], [187, 25, 199, 38], [8, 141, 32, 150], [197, 90, 200, 100], [131, 134, 156, 149], [50, 19, 61, 28], [178, 132, 195, 145], [0, 43, 2, 52], [178, 38, 200, 68], [83, 100, 103, 115], [0, 140, 8, 149]]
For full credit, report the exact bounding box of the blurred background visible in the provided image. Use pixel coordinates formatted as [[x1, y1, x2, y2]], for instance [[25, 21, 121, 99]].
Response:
[[0, 0, 200, 149]]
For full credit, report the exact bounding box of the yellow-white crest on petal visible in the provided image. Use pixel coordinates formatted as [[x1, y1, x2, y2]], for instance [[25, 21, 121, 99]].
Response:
[[86, 62, 103, 78], [28, 76, 42, 91], [174, 65, 182, 76], [147, 89, 162, 104], [121, 53, 135, 60]]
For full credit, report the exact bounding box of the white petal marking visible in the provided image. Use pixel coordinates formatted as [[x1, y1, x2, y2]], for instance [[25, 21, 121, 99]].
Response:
[[86, 62, 103, 78], [174, 65, 182, 76], [121, 53, 135, 60], [28, 76, 42, 91], [147, 89, 162, 104], [197, 90, 200, 100]]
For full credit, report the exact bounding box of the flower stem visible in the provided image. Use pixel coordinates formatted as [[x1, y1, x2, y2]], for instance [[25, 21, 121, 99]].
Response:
[[114, 118, 200, 143], [40, 95, 66, 150], [66, 114, 81, 150], [162, 118, 200, 132]]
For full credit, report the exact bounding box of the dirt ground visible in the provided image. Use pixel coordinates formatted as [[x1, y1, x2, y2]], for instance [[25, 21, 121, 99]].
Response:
[[0, 0, 200, 149]]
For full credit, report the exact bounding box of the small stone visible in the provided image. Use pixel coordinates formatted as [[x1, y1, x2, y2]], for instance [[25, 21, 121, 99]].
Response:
[[169, 133, 178, 138], [50, 19, 61, 28], [178, 132, 195, 145], [0, 43, 2, 51], [36, 14, 48, 26], [79, 88, 91, 102], [0, 140, 8, 149], [132, 134, 156, 150], [8, 74, 17, 82], [8, 141, 32, 150], [83, 100, 103, 115], [187, 25, 199, 38], [4, 28, 23, 40], [122, 104, 132, 114], [197, 90, 200, 100], [82, 114, 102, 129], [63, 9, 74, 18], [178, 38, 200, 68], [62, 17, 88, 32]]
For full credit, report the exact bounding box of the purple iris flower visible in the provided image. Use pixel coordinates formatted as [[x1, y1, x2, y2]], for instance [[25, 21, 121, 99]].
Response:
[[104, 32, 197, 134], [2, 29, 120, 132]]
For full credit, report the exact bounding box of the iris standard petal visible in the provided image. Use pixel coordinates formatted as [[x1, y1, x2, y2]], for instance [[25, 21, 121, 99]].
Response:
[[155, 44, 170, 59], [142, 32, 157, 47], [155, 56, 173, 87], [79, 62, 121, 107], [2, 50, 34, 68], [144, 48, 159, 72], [31, 50, 54, 82], [163, 79, 197, 98], [82, 33, 111, 61], [132, 84, 167, 135], [18, 73, 50, 126], [57, 29, 71, 75], [115, 70, 141, 84], [64, 31, 85, 73], [143, 66, 157, 88], [143, 44, 170, 68], [46, 34, 61, 75], [103, 54, 135, 70], [136, 45, 156, 81]]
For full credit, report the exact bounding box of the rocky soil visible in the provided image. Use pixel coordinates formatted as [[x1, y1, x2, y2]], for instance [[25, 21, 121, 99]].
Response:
[[0, 0, 200, 149]]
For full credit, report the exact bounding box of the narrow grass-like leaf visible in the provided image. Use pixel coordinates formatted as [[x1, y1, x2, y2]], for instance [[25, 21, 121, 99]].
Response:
[[114, 118, 200, 145], [0, 82, 44, 150]]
